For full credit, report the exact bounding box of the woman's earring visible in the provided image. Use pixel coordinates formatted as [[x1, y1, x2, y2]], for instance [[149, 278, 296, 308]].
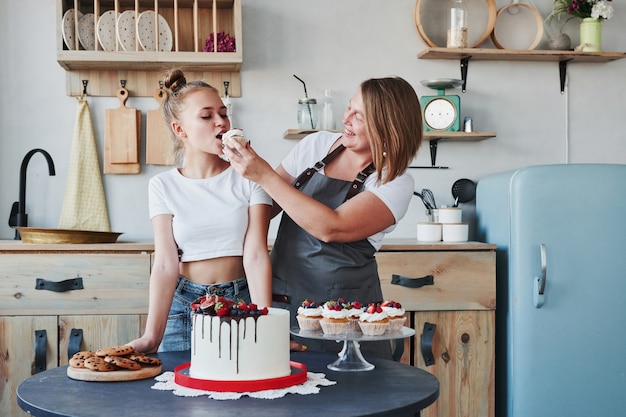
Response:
[[383, 151, 387, 157]]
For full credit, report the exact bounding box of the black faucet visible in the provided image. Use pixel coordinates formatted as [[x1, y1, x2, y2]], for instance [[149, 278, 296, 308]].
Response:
[[8, 148, 56, 240]]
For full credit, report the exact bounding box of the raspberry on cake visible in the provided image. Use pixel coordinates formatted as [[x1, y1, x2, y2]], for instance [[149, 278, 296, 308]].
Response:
[[319, 299, 351, 335], [381, 300, 407, 331], [358, 302, 390, 335], [296, 299, 323, 330], [190, 295, 289, 381]]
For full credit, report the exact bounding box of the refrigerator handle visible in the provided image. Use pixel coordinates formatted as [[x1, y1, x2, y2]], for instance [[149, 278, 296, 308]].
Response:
[[533, 243, 547, 308]]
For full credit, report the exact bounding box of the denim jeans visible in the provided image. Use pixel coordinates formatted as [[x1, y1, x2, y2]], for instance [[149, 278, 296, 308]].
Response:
[[158, 275, 250, 352]]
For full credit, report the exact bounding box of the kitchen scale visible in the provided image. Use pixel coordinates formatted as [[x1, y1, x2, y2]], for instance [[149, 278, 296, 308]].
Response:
[[420, 78, 463, 132]]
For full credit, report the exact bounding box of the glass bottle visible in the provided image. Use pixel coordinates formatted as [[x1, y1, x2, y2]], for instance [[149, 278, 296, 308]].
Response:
[[319, 89, 336, 131], [447, 0, 468, 49], [297, 98, 318, 129]]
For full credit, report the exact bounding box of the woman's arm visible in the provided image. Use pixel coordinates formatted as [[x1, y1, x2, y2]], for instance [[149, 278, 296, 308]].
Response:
[[228, 146, 395, 243], [127, 215, 180, 353], [242, 203, 273, 307]]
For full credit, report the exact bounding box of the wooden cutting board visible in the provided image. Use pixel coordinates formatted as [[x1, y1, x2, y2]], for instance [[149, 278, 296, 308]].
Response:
[[104, 87, 141, 174], [67, 364, 162, 382], [146, 87, 175, 166]]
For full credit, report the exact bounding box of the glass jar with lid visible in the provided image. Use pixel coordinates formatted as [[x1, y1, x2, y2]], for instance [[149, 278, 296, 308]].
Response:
[[297, 98, 318, 129]]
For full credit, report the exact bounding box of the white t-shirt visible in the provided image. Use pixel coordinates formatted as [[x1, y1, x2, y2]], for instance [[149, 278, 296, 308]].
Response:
[[281, 131, 415, 250], [149, 167, 272, 262]]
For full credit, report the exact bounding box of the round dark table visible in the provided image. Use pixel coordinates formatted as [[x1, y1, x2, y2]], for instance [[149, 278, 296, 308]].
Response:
[[17, 350, 439, 417]]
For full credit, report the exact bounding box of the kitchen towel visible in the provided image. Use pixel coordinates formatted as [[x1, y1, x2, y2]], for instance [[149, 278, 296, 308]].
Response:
[[58, 97, 111, 231]]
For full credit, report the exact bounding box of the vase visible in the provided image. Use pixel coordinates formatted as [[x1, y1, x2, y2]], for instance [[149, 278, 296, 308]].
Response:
[[579, 17, 602, 52], [548, 33, 571, 51]]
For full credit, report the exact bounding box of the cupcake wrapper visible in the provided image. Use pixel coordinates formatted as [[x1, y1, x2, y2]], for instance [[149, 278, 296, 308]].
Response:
[[358, 321, 390, 336], [388, 316, 407, 331], [297, 316, 322, 330], [320, 319, 349, 335]]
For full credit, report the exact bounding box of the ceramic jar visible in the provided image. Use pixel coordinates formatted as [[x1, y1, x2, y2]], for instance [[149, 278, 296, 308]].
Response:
[[579, 17, 602, 52]]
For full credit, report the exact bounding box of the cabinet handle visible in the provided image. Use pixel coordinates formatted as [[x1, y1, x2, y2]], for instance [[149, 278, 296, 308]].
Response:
[[34, 330, 47, 374], [391, 274, 434, 288], [420, 322, 436, 366], [35, 277, 84, 292], [68, 328, 83, 359]]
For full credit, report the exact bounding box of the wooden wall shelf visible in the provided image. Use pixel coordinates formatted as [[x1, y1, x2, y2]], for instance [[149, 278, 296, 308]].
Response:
[[57, 0, 242, 97], [418, 48, 626, 93]]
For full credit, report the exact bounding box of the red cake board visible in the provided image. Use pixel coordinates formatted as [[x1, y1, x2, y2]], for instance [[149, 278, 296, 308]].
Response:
[[174, 361, 308, 392]]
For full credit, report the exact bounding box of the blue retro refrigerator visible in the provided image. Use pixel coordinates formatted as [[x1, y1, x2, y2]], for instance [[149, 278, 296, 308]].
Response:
[[475, 164, 626, 417]]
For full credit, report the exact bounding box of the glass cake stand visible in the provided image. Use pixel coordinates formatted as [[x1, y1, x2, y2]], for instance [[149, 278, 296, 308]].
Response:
[[290, 326, 415, 372]]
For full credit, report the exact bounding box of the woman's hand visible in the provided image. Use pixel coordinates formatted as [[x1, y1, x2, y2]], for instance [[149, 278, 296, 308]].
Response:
[[127, 336, 160, 354], [223, 141, 274, 185]]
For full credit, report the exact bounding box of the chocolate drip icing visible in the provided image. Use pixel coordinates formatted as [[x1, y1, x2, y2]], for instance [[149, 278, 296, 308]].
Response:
[[195, 312, 263, 375]]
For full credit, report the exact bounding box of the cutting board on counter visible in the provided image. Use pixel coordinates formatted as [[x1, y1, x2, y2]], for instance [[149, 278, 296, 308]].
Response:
[[104, 87, 141, 174], [67, 364, 162, 382], [146, 87, 175, 166]]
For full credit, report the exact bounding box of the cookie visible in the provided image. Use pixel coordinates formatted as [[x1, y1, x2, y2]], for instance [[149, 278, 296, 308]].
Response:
[[129, 354, 162, 366], [71, 351, 95, 361], [69, 356, 87, 369], [84, 356, 117, 372], [104, 355, 142, 371], [95, 345, 134, 357]]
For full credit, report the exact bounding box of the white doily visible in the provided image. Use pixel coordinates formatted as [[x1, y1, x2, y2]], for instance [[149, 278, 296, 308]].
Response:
[[151, 371, 336, 400]]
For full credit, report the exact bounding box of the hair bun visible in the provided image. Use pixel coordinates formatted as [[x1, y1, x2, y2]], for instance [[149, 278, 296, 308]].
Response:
[[164, 69, 187, 93]]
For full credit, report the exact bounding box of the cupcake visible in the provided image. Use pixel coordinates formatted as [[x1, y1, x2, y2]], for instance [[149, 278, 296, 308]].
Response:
[[296, 299, 323, 330], [381, 300, 407, 331], [319, 299, 350, 335], [358, 303, 390, 336], [346, 300, 364, 332]]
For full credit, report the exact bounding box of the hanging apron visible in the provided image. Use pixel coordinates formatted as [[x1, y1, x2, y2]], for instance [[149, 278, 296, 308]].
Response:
[[271, 145, 391, 358]]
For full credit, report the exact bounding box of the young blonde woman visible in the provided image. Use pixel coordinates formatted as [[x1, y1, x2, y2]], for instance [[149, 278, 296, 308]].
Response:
[[129, 69, 272, 353]]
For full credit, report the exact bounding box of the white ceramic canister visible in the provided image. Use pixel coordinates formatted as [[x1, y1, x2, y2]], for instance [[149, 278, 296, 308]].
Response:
[[417, 222, 442, 242], [442, 222, 469, 242], [438, 207, 462, 223]]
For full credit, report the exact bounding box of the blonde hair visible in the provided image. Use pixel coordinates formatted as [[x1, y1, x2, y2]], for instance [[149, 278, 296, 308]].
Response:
[[360, 77, 423, 184], [162, 69, 219, 165]]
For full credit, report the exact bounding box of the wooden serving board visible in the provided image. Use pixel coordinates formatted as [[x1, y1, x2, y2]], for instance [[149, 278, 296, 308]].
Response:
[[104, 87, 141, 174], [146, 87, 175, 166], [67, 365, 162, 382]]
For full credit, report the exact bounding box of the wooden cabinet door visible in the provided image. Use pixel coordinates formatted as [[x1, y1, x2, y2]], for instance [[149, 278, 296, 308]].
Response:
[[58, 315, 147, 364], [414, 311, 495, 417], [1, 316, 58, 417]]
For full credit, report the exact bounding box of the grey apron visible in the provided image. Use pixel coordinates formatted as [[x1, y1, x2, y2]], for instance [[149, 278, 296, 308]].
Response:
[[270, 145, 391, 358]]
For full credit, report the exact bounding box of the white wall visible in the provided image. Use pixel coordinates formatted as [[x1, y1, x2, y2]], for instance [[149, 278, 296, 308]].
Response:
[[1, 0, 625, 241]]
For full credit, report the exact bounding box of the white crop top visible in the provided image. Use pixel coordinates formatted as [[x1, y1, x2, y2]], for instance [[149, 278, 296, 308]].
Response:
[[148, 167, 272, 262]]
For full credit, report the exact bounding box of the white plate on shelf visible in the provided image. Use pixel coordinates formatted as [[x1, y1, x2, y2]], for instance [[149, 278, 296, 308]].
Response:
[[78, 13, 96, 50], [62, 8, 83, 50], [136, 10, 172, 52], [117, 10, 137, 51], [97, 10, 117, 51]]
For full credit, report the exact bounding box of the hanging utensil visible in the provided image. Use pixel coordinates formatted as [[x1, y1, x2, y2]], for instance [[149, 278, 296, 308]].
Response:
[[451, 178, 476, 207]]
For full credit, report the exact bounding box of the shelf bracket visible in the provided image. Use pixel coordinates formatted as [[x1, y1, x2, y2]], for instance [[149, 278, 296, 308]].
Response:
[[408, 139, 449, 169], [460, 56, 471, 92], [559, 59, 572, 94]]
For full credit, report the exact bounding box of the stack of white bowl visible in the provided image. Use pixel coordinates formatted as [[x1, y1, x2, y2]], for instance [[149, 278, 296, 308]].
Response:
[[417, 207, 468, 242]]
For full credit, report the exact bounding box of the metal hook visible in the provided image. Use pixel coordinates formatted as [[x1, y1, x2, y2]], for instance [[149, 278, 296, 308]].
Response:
[[81, 80, 88, 96], [120, 80, 127, 88]]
